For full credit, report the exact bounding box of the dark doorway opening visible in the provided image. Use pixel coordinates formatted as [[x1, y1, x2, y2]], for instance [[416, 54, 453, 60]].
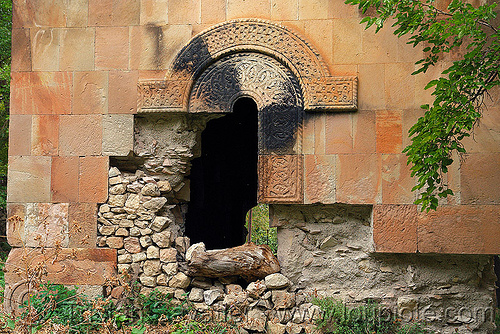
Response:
[[186, 97, 258, 249]]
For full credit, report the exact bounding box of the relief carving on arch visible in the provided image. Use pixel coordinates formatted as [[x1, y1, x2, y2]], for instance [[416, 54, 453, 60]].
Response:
[[138, 19, 358, 113], [137, 19, 359, 204]]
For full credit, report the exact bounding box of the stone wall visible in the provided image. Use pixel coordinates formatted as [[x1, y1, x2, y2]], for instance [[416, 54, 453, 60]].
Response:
[[273, 205, 497, 333]]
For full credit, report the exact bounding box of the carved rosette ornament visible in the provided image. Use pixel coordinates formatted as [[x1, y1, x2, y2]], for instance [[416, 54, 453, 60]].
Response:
[[137, 19, 359, 203]]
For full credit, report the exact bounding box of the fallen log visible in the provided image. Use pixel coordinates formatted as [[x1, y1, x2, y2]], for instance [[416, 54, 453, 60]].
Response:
[[185, 242, 280, 282]]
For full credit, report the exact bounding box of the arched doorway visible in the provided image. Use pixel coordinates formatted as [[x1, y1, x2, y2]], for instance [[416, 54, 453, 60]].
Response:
[[186, 98, 258, 249]]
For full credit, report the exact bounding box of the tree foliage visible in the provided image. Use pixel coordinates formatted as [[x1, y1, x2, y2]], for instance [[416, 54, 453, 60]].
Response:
[[345, 0, 500, 211]]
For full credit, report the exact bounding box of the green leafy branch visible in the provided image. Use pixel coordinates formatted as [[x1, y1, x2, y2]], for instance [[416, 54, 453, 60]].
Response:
[[345, 0, 500, 210]]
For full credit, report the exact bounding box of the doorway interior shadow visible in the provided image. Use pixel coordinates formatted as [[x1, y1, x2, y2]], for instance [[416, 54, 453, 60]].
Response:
[[186, 97, 258, 249]]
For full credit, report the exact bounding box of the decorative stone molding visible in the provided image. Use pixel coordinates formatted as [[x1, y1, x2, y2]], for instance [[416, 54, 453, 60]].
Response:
[[138, 19, 357, 113], [258, 155, 303, 203]]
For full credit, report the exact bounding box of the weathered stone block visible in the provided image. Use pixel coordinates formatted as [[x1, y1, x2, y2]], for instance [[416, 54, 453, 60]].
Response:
[[51, 156, 79, 202], [372, 204, 418, 253], [102, 114, 134, 156], [417, 205, 500, 254], [60, 28, 95, 71], [325, 113, 353, 154], [59, 115, 102, 156], [358, 64, 385, 110], [31, 115, 59, 155], [31, 28, 60, 71], [201, 0, 225, 23], [4, 248, 117, 286], [384, 62, 415, 110], [11, 28, 31, 71], [352, 110, 376, 153], [168, 0, 201, 24], [304, 154, 337, 204], [8, 115, 31, 156], [376, 110, 402, 154], [336, 154, 381, 204], [68, 203, 97, 248], [73, 71, 108, 115], [129, 25, 192, 70], [108, 71, 139, 114], [79, 156, 109, 203], [11, 72, 72, 115], [381, 154, 415, 204], [6, 203, 25, 247], [461, 153, 500, 205], [89, 0, 140, 26], [96, 27, 129, 70], [7, 156, 51, 203], [140, 0, 168, 25], [333, 18, 362, 64]]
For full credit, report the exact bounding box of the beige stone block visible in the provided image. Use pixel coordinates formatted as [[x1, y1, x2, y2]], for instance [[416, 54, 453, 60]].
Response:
[[381, 154, 415, 204], [413, 62, 443, 109], [59, 115, 102, 156], [60, 28, 95, 71], [397, 33, 423, 63], [332, 18, 363, 64], [168, 0, 201, 24], [385, 62, 415, 110], [461, 153, 500, 205], [227, 0, 271, 19], [30, 28, 60, 71], [7, 156, 51, 203], [314, 113, 326, 154], [103, 114, 134, 156], [31, 115, 59, 156], [462, 106, 500, 153], [304, 154, 337, 204], [130, 25, 192, 70], [66, 0, 89, 27], [141, 0, 168, 25], [302, 114, 314, 154], [325, 113, 353, 154], [201, 0, 226, 24], [330, 64, 358, 77], [304, 20, 333, 70], [96, 27, 129, 70], [352, 110, 376, 153], [11, 28, 31, 72], [271, 0, 298, 20], [361, 25, 398, 64], [336, 153, 381, 204], [72, 71, 108, 114], [376, 110, 402, 154], [280, 20, 305, 35], [32, 0, 67, 27], [402, 108, 424, 148], [298, 0, 332, 20], [89, 0, 140, 26], [358, 64, 385, 110], [330, 0, 359, 19], [109, 71, 138, 114], [9, 115, 32, 156]]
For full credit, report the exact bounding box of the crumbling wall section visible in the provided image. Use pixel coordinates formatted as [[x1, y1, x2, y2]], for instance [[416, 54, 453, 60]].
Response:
[[273, 205, 497, 333]]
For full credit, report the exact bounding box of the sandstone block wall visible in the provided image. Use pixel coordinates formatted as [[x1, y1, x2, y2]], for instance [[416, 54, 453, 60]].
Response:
[[5, 0, 500, 331]]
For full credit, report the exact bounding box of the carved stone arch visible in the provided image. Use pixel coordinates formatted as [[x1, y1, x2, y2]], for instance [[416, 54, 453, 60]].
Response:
[[137, 19, 359, 203], [138, 19, 357, 113]]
